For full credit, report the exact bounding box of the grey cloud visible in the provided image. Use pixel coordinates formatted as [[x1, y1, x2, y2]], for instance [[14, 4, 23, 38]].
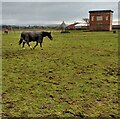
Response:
[[2, 2, 118, 25]]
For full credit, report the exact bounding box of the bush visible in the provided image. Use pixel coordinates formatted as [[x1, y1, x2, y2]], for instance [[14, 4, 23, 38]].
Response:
[[113, 30, 116, 33], [61, 30, 70, 33]]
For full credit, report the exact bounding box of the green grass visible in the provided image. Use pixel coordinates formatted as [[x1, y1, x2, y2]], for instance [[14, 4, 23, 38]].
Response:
[[2, 30, 119, 118]]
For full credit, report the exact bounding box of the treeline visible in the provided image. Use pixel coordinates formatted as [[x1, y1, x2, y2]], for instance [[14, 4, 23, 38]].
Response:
[[1, 25, 59, 30]]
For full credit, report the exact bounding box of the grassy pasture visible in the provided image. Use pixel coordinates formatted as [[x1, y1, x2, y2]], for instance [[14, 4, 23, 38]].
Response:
[[2, 30, 119, 118]]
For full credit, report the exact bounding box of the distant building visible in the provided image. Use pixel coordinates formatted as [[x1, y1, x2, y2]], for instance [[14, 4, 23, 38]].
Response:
[[112, 25, 120, 29], [75, 23, 87, 30], [89, 10, 113, 31], [67, 22, 87, 30], [67, 23, 79, 30]]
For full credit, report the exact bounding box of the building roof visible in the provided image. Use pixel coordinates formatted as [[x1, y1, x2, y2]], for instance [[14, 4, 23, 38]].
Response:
[[89, 10, 113, 13]]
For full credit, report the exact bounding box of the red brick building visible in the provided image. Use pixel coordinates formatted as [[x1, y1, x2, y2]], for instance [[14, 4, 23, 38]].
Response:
[[89, 10, 113, 31]]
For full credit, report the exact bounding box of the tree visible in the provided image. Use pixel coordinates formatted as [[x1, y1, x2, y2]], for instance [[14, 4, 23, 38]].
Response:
[[83, 18, 89, 29]]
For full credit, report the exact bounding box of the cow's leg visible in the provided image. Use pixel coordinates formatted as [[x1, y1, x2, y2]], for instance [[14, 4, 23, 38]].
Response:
[[22, 42, 26, 49], [33, 41, 38, 49], [28, 44, 33, 49], [26, 41, 32, 49], [38, 37, 43, 49], [40, 42, 42, 48], [39, 38, 43, 48], [24, 36, 33, 49], [40, 42, 43, 50]]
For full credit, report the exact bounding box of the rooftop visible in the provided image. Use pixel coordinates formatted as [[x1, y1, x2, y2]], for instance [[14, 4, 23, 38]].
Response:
[[89, 10, 113, 13]]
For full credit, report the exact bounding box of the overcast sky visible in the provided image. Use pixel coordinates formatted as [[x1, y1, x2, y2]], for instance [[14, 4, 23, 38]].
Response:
[[1, 0, 119, 25]]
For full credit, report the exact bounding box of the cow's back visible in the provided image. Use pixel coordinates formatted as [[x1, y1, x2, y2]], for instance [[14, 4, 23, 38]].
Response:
[[20, 31, 42, 42]]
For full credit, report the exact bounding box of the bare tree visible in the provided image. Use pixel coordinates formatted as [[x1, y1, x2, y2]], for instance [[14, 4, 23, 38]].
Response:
[[83, 18, 89, 29]]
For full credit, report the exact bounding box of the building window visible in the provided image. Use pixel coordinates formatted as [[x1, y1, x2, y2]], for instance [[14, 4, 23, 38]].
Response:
[[106, 16, 109, 21], [91, 16, 94, 21], [96, 16, 103, 21]]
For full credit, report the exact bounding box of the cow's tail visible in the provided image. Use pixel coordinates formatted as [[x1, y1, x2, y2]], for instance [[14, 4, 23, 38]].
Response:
[[19, 33, 24, 45], [19, 32, 25, 45]]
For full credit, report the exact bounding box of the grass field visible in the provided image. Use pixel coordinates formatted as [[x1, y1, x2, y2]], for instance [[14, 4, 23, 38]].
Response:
[[2, 30, 119, 118]]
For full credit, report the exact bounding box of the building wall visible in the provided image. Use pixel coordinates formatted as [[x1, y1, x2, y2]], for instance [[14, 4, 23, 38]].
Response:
[[89, 11, 113, 31]]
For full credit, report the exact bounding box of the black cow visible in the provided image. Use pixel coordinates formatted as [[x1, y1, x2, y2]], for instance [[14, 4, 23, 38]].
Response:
[[19, 31, 53, 49]]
